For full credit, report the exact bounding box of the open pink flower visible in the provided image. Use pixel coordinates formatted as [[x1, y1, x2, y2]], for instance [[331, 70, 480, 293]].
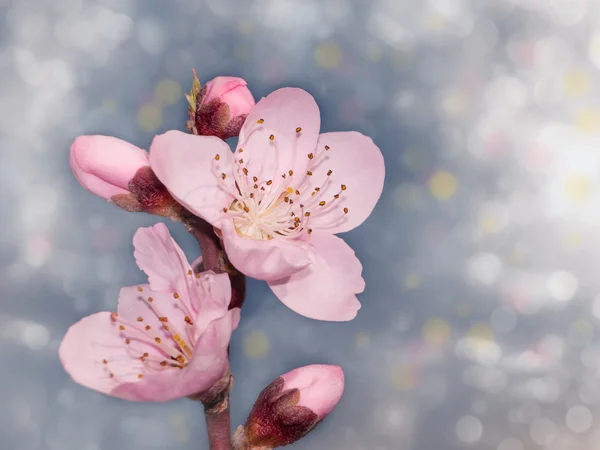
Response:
[[59, 223, 240, 402], [150, 88, 385, 321]]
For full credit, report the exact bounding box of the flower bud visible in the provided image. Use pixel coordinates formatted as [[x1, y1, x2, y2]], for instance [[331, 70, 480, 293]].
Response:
[[234, 365, 344, 449], [70, 135, 149, 200], [186, 72, 255, 139], [70, 135, 180, 217]]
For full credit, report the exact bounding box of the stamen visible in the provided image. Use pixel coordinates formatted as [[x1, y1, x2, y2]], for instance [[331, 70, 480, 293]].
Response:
[[296, 127, 302, 133], [269, 134, 275, 141], [257, 118, 264, 124]]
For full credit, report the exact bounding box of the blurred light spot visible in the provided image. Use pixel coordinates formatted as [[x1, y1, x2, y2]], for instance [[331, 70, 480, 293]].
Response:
[[365, 44, 383, 62], [567, 232, 583, 249], [404, 273, 421, 289], [565, 405, 592, 433], [426, 14, 446, 32], [573, 109, 600, 134], [562, 174, 592, 202], [490, 307, 517, 333], [466, 252, 503, 286], [101, 98, 117, 113], [237, 19, 254, 36], [545, 271, 578, 301], [455, 415, 482, 444], [567, 319, 593, 347], [401, 145, 429, 171], [456, 301, 471, 318], [463, 365, 507, 393], [367, 14, 412, 49], [354, 331, 370, 349], [314, 41, 342, 69], [456, 335, 501, 366], [562, 69, 590, 97], [25, 233, 53, 267], [423, 318, 451, 346], [154, 79, 182, 107], [393, 184, 423, 210], [428, 171, 457, 200], [170, 413, 190, 445], [478, 202, 509, 233], [588, 30, 600, 69], [136, 20, 165, 55], [2, 320, 50, 350], [440, 88, 469, 117], [463, 18, 498, 57], [243, 330, 270, 359], [592, 294, 600, 319], [137, 103, 163, 132], [498, 438, 523, 450], [389, 365, 417, 391], [469, 323, 494, 342], [530, 418, 557, 446]]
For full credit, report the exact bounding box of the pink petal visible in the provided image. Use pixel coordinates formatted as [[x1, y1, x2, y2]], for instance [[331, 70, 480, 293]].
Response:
[[236, 88, 320, 190], [281, 364, 344, 419], [308, 132, 385, 234], [70, 135, 149, 200], [267, 233, 364, 321], [58, 312, 144, 400], [117, 285, 189, 341], [149, 130, 234, 226], [194, 271, 233, 335], [133, 223, 192, 295], [221, 219, 311, 281]]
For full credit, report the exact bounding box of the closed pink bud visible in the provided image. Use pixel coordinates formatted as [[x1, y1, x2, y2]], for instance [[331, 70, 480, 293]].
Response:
[[70, 135, 149, 200], [234, 365, 344, 449], [279, 364, 344, 419], [186, 74, 255, 139], [202, 76, 255, 119]]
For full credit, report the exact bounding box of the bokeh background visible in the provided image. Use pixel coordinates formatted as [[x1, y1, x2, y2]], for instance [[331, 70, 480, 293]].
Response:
[[3, 0, 600, 449]]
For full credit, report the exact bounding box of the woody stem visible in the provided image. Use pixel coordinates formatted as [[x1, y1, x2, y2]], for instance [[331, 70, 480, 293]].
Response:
[[204, 397, 233, 450]]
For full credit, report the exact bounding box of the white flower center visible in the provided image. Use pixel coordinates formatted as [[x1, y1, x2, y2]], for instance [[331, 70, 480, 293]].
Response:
[[212, 119, 349, 241]]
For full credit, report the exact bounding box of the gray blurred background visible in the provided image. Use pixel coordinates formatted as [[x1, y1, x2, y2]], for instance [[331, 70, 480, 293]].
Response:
[[2, 0, 600, 449]]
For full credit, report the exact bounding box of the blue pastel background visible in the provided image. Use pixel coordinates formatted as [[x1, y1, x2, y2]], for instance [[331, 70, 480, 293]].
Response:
[[2, 0, 599, 449]]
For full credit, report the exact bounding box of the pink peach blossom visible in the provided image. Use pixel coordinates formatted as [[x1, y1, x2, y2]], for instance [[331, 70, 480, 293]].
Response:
[[59, 223, 240, 402], [202, 76, 255, 119], [70, 135, 149, 200], [150, 88, 385, 321]]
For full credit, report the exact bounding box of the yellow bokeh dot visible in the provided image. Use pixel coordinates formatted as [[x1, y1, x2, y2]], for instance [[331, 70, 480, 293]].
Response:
[[568, 232, 583, 249], [423, 318, 451, 346], [469, 323, 495, 342], [426, 14, 446, 31], [562, 70, 590, 97], [137, 103, 163, 132], [442, 90, 469, 117], [238, 19, 254, 36], [170, 413, 190, 445], [234, 43, 252, 60], [404, 272, 421, 289], [571, 318, 592, 333], [355, 331, 370, 349], [389, 365, 417, 391], [480, 215, 500, 233], [243, 330, 270, 359], [315, 41, 342, 70], [574, 109, 600, 134], [563, 175, 592, 202], [456, 302, 471, 318], [101, 98, 117, 113], [391, 48, 412, 71], [429, 171, 457, 200], [155, 79, 182, 107], [366, 44, 383, 62]]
